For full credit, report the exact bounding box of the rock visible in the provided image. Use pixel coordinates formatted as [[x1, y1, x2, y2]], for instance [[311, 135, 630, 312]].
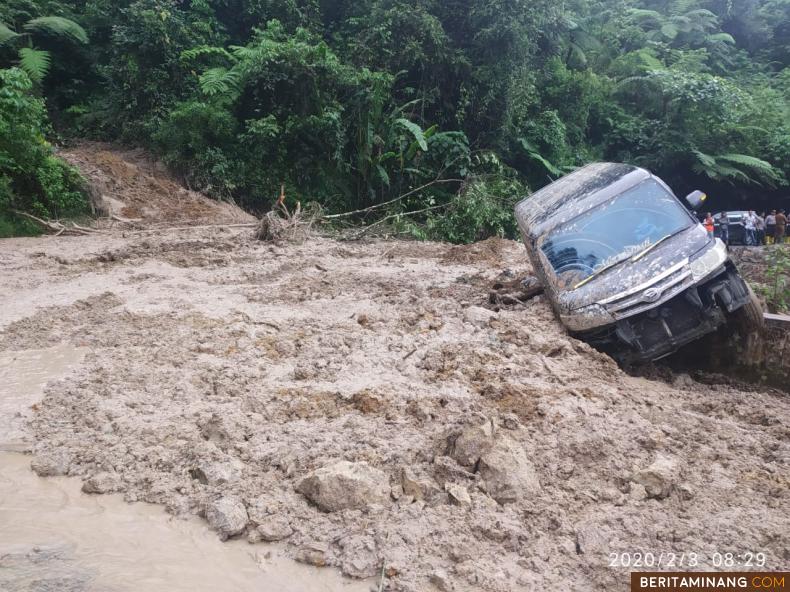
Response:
[[629, 483, 648, 501], [463, 306, 496, 328], [450, 419, 496, 467], [81, 472, 122, 494], [206, 496, 248, 540], [297, 461, 390, 512], [191, 460, 242, 486], [295, 542, 328, 567], [247, 529, 263, 544], [430, 569, 454, 591], [478, 437, 540, 504], [631, 455, 679, 500], [401, 467, 441, 501], [246, 496, 271, 525], [445, 483, 471, 507], [30, 454, 69, 477], [257, 515, 293, 541]]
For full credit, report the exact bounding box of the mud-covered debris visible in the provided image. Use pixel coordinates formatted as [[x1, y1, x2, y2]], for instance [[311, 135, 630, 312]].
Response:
[[191, 460, 242, 486], [81, 472, 122, 494], [30, 454, 70, 477], [478, 437, 541, 504], [206, 496, 248, 540], [256, 514, 293, 541], [489, 275, 544, 307], [297, 461, 390, 512], [430, 569, 454, 591], [462, 306, 496, 328], [339, 535, 380, 578], [295, 542, 328, 567], [401, 467, 441, 501], [450, 419, 497, 467], [445, 483, 472, 507], [631, 455, 679, 500]]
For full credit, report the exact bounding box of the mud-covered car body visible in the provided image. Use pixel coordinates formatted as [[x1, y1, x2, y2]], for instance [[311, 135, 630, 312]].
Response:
[[515, 163, 753, 363]]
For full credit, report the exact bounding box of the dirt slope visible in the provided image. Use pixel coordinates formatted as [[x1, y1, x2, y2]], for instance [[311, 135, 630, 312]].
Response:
[[1, 147, 788, 591], [58, 142, 254, 226]]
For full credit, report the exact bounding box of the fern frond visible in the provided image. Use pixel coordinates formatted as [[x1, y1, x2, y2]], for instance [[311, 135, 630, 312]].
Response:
[[0, 22, 20, 46], [180, 45, 236, 64], [198, 67, 241, 96], [24, 16, 88, 44], [18, 47, 51, 83], [706, 32, 736, 44]]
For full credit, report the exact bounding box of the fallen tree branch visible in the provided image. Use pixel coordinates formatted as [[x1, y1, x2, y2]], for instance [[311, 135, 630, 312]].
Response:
[[342, 202, 449, 240], [12, 210, 99, 236], [323, 178, 464, 220]]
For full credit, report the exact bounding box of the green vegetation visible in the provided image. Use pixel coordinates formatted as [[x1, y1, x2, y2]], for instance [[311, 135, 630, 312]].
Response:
[[760, 246, 790, 312], [0, 67, 86, 227], [1, 0, 788, 240]]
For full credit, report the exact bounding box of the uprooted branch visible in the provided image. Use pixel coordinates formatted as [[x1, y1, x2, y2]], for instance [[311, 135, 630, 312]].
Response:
[[255, 191, 320, 243], [13, 211, 106, 236]]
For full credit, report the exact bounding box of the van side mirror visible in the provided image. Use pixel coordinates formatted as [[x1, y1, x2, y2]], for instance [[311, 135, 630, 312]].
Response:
[[685, 190, 707, 210]]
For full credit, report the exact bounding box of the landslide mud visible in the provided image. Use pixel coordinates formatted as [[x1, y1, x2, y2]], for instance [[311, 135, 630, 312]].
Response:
[[2, 227, 788, 591]]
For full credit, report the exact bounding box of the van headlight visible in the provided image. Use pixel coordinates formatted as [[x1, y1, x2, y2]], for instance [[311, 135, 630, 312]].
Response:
[[689, 239, 727, 282]]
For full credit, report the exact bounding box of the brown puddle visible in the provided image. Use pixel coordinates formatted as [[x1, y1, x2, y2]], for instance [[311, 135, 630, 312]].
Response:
[[0, 346, 371, 592]]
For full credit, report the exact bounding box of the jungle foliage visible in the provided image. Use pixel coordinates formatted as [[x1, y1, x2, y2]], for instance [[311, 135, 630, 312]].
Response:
[[0, 0, 788, 240]]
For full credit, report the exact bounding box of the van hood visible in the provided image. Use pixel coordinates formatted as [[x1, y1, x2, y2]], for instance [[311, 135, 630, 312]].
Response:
[[555, 224, 711, 313]]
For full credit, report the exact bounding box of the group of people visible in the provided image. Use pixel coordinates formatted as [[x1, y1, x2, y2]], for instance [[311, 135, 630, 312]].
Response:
[[703, 210, 789, 246]]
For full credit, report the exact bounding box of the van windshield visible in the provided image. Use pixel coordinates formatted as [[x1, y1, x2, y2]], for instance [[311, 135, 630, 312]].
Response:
[[540, 179, 692, 288]]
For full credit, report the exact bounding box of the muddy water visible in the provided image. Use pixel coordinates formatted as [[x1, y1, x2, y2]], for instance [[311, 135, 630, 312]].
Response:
[[0, 345, 86, 451], [0, 346, 371, 592]]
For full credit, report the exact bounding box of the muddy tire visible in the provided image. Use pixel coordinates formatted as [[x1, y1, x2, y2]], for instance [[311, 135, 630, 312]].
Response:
[[729, 285, 765, 366], [733, 285, 765, 334]]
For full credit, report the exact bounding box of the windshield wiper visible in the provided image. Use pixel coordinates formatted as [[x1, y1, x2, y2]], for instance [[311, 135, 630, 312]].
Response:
[[573, 234, 673, 290], [630, 234, 672, 263], [573, 257, 629, 290]]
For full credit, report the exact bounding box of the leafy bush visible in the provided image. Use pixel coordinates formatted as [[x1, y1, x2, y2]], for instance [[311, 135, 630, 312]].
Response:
[[427, 171, 526, 244], [0, 67, 86, 220]]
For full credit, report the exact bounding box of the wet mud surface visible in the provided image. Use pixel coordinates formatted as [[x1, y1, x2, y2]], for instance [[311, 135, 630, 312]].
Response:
[[1, 229, 788, 591]]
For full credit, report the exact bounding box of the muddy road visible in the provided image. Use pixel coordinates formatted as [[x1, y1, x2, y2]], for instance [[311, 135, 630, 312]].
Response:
[[1, 220, 788, 591]]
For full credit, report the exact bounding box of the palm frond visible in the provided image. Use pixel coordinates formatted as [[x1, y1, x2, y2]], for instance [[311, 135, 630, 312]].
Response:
[[18, 47, 52, 83], [0, 22, 20, 46], [24, 16, 88, 44]]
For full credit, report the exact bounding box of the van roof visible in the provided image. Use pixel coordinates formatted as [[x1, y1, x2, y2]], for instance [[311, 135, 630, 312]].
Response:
[[515, 162, 650, 242]]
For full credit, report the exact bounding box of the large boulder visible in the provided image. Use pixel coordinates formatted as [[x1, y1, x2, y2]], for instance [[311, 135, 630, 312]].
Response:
[[297, 461, 390, 512], [206, 496, 248, 540], [478, 437, 541, 504]]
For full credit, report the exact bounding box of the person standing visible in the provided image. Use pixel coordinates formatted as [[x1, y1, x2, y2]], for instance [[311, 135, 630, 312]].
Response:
[[755, 211, 766, 245], [719, 214, 730, 246], [775, 210, 787, 246], [766, 210, 777, 245], [743, 210, 756, 246], [703, 212, 715, 239]]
